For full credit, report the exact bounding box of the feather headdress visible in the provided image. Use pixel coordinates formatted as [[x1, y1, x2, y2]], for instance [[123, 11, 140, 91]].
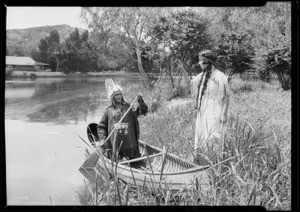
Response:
[[105, 79, 123, 98]]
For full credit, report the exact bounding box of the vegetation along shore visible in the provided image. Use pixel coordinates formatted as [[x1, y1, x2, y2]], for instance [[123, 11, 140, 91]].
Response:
[[77, 76, 290, 209], [6, 4, 291, 209]]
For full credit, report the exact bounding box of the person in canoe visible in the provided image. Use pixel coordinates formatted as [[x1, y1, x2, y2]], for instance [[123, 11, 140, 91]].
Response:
[[95, 81, 148, 162], [191, 50, 230, 164]]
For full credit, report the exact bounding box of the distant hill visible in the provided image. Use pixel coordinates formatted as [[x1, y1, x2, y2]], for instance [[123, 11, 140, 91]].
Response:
[[6, 24, 85, 56]]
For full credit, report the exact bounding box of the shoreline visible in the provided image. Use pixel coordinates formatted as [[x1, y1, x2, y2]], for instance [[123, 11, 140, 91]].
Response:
[[6, 70, 142, 79]]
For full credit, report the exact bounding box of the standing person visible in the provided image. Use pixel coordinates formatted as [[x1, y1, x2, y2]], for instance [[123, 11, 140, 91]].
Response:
[[95, 82, 148, 162], [191, 50, 230, 164]]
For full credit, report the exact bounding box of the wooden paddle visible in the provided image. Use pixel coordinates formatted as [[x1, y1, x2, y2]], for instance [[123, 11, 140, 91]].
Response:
[[81, 79, 139, 168]]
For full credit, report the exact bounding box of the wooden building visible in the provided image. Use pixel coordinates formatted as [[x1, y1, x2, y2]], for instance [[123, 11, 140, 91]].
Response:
[[6, 56, 49, 71]]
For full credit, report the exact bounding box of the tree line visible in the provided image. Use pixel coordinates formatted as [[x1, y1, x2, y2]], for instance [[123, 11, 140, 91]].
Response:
[[31, 3, 291, 91], [80, 4, 291, 90], [31, 28, 98, 74]]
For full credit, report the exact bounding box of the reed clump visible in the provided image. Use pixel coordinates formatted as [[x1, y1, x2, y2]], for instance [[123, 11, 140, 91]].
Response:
[[77, 76, 290, 210]]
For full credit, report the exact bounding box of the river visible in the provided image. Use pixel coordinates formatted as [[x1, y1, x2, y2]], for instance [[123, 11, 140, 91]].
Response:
[[5, 76, 142, 205]]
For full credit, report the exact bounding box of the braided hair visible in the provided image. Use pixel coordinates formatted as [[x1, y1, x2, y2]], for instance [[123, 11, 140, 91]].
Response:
[[196, 50, 217, 110], [196, 67, 212, 110]]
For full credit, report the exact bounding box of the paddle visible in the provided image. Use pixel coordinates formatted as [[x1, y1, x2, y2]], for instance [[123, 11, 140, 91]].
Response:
[[82, 79, 139, 168]]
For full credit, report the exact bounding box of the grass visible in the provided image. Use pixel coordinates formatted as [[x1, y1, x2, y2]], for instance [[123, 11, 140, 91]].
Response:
[[76, 76, 291, 209]]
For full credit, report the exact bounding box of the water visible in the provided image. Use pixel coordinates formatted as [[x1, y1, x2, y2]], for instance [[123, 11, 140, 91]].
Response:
[[5, 76, 141, 205]]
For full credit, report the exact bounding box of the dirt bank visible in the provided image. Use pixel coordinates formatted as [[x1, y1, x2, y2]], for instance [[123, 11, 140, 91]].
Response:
[[165, 97, 194, 110]]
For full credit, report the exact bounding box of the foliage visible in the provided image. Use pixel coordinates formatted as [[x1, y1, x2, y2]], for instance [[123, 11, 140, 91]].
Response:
[[204, 3, 291, 82], [77, 78, 290, 209], [9, 46, 25, 56], [81, 7, 169, 86], [5, 66, 14, 76], [31, 30, 60, 71], [81, 9, 134, 72], [60, 28, 98, 73], [258, 69, 271, 83], [31, 28, 98, 73], [78, 5, 291, 89], [215, 33, 255, 81], [129, 44, 160, 74], [263, 47, 291, 90], [149, 9, 211, 74], [7, 24, 83, 56]]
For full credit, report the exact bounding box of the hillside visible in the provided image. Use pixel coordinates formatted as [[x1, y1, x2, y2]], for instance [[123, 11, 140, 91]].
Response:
[[6, 24, 85, 56]]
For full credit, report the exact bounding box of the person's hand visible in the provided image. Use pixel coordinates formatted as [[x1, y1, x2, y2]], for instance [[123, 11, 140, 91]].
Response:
[[137, 93, 143, 103], [137, 93, 143, 100], [220, 114, 227, 124], [95, 140, 105, 148]]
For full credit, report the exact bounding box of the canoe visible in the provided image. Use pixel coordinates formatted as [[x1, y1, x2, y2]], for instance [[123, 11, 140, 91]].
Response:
[[79, 123, 210, 192]]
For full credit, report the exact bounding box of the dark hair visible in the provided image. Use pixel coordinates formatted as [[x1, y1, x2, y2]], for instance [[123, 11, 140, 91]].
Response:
[[110, 95, 127, 108], [196, 66, 213, 110], [199, 50, 217, 64]]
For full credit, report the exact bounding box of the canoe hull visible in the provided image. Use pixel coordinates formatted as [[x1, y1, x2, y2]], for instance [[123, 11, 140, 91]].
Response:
[[79, 140, 210, 192]]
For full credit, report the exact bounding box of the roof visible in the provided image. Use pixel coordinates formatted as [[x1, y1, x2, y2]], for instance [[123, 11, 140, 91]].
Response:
[[6, 56, 36, 66]]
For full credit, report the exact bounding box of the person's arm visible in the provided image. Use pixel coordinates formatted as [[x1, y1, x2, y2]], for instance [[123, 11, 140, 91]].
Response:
[[132, 94, 148, 117], [218, 74, 230, 124]]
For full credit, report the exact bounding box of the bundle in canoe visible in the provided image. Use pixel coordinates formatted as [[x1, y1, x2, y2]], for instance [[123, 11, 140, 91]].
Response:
[[79, 123, 210, 192]]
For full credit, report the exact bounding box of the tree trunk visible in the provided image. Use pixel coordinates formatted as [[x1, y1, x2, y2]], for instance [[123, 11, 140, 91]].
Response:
[[165, 58, 175, 88], [136, 47, 150, 86], [178, 59, 191, 86], [285, 2, 288, 42]]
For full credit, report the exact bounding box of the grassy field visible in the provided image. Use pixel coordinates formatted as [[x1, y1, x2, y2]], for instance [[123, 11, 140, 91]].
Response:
[[78, 76, 291, 209]]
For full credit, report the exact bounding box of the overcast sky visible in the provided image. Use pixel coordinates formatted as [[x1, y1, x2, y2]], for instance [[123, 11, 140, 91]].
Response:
[[6, 7, 87, 30]]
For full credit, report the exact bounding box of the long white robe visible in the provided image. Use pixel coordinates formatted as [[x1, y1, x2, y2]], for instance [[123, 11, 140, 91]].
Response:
[[191, 67, 230, 151]]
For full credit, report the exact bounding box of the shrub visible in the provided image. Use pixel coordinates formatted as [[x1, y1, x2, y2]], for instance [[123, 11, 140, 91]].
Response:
[[5, 66, 14, 76], [77, 78, 290, 209], [264, 47, 291, 90], [215, 33, 255, 81], [230, 79, 254, 94], [258, 69, 271, 83], [29, 73, 37, 79], [121, 79, 175, 113]]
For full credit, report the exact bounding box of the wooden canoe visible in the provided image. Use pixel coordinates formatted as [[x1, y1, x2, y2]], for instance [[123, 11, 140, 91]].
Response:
[[79, 123, 210, 192]]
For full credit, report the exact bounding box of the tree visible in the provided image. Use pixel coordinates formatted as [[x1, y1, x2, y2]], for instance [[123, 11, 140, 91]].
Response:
[[264, 47, 291, 90], [81, 30, 89, 42], [149, 9, 211, 88], [37, 38, 48, 63], [202, 4, 291, 85], [80, 7, 166, 87], [215, 33, 255, 81], [58, 28, 98, 74], [34, 30, 61, 71], [11, 46, 25, 56], [46, 30, 61, 72]]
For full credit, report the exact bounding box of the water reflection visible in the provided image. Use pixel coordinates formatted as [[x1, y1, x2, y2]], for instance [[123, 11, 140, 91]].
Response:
[[6, 78, 106, 124], [5, 76, 142, 205], [6, 77, 140, 124], [27, 96, 99, 124]]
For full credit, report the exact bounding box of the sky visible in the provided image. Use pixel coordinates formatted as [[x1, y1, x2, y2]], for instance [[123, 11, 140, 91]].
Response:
[[6, 7, 87, 30]]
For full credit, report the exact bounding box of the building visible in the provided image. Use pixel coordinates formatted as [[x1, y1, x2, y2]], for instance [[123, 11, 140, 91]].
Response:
[[6, 56, 49, 71]]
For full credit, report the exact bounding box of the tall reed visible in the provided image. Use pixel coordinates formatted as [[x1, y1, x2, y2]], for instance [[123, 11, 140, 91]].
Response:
[[76, 76, 290, 209]]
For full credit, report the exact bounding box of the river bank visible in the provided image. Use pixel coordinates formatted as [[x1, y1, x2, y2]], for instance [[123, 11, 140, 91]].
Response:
[[108, 77, 290, 208], [6, 70, 141, 79]]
